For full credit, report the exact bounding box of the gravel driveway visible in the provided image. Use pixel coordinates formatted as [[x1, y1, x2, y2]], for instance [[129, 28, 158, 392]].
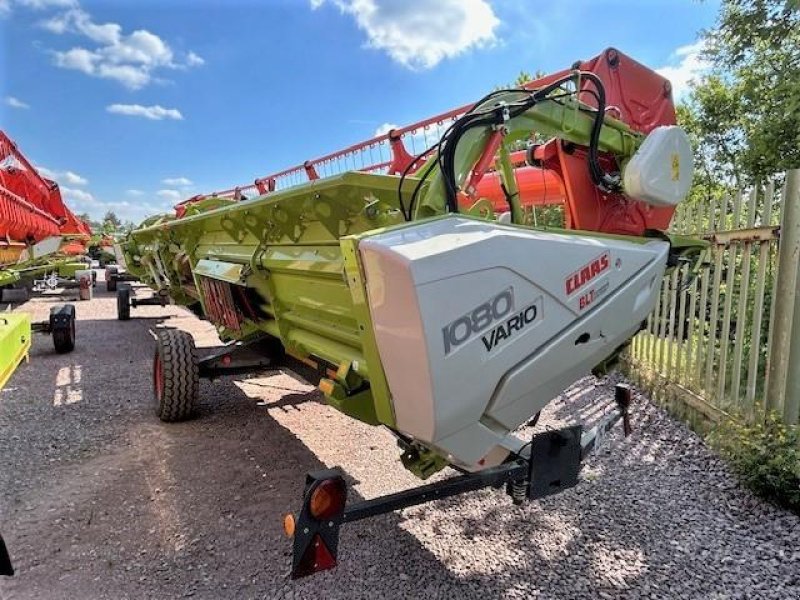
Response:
[[1, 278, 798, 599]]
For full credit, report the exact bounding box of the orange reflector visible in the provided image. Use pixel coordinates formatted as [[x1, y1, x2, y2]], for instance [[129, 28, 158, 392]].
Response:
[[283, 513, 296, 537], [318, 378, 335, 397], [336, 361, 349, 379], [309, 478, 346, 520]]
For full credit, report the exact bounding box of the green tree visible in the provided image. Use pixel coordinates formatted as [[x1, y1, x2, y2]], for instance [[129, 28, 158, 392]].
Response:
[[102, 210, 122, 233], [680, 1, 800, 183]]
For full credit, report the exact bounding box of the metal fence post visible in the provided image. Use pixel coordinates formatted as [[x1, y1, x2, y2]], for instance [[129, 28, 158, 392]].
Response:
[[780, 171, 800, 424], [766, 170, 800, 417]]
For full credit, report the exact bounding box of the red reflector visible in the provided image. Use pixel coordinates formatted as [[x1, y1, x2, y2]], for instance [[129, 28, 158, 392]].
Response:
[[309, 478, 346, 521], [293, 534, 337, 578]]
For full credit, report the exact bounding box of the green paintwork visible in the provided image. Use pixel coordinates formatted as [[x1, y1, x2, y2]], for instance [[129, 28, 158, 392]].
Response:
[[123, 88, 704, 472], [0, 244, 88, 391], [57, 262, 88, 278], [194, 259, 244, 284], [0, 269, 21, 287], [400, 444, 450, 480], [1, 255, 89, 287], [415, 92, 640, 218], [125, 172, 417, 429], [0, 312, 31, 390]]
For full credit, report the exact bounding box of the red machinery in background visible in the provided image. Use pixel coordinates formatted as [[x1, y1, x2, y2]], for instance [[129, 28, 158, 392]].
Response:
[[177, 48, 677, 236], [0, 131, 92, 263]]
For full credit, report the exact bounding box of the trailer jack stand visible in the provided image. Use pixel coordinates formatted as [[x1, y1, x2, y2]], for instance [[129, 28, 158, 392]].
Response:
[[286, 384, 634, 578]]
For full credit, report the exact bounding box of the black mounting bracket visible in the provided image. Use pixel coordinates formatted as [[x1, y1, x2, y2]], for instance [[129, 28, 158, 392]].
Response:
[[288, 383, 634, 578], [197, 336, 282, 380]]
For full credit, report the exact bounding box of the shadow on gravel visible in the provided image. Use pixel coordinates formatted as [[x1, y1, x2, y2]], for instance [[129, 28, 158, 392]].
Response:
[[5, 295, 799, 599], [1, 306, 459, 600]]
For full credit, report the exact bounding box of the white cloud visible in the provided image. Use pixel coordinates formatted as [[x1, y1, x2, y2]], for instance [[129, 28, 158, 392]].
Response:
[[156, 189, 182, 200], [313, 0, 499, 69], [2, 1, 75, 18], [62, 170, 87, 185], [374, 122, 398, 137], [43, 179, 166, 224], [40, 5, 203, 89], [162, 176, 192, 186], [186, 51, 204, 67], [36, 165, 88, 185], [657, 41, 710, 100], [34, 166, 55, 179], [106, 103, 183, 121], [60, 185, 94, 203], [5, 96, 29, 109], [53, 46, 95, 70], [18, 0, 77, 8]]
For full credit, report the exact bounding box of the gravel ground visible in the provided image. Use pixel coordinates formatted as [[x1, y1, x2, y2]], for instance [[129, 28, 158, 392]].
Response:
[[1, 277, 799, 599]]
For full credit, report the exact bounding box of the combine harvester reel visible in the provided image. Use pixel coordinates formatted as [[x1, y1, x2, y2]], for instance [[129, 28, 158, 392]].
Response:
[[119, 48, 707, 576]]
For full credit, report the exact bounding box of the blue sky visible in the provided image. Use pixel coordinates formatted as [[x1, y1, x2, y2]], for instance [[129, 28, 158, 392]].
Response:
[[0, 0, 720, 223]]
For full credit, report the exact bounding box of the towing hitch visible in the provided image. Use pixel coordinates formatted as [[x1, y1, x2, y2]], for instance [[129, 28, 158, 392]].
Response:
[[285, 384, 633, 578]]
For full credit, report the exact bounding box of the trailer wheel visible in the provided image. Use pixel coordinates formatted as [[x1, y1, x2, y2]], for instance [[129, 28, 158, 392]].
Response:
[[117, 284, 131, 321], [50, 304, 76, 354], [153, 329, 199, 422], [106, 266, 118, 292]]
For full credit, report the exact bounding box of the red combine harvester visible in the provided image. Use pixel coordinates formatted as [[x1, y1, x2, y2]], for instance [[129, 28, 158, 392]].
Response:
[[0, 132, 84, 368], [0, 130, 92, 265]]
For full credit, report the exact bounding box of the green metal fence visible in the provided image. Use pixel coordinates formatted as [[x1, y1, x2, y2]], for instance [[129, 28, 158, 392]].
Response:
[[624, 170, 800, 428]]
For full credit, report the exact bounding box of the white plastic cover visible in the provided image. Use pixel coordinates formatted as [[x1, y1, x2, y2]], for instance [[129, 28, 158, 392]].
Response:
[[359, 217, 670, 470], [623, 125, 693, 207]]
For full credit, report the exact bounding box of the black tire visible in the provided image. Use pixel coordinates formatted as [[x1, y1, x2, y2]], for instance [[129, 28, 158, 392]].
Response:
[[117, 285, 131, 320], [153, 329, 199, 422], [50, 304, 76, 354], [106, 267, 118, 292]]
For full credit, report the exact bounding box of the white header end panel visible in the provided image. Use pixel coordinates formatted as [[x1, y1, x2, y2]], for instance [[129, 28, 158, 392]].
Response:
[[360, 217, 669, 468]]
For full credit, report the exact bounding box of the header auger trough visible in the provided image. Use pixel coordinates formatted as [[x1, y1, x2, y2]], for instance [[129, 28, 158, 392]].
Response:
[[120, 48, 706, 576]]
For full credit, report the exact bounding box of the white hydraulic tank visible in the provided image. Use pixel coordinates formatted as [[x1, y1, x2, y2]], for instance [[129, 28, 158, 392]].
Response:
[[359, 216, 670, 470], [623, 125, 694, 207]]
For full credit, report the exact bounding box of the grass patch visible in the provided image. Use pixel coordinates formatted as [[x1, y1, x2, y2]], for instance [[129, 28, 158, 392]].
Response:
[[710, 412, 800, 513]]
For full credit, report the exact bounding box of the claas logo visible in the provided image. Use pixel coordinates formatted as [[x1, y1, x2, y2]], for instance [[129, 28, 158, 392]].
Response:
[[565, 252, 610, 296]]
